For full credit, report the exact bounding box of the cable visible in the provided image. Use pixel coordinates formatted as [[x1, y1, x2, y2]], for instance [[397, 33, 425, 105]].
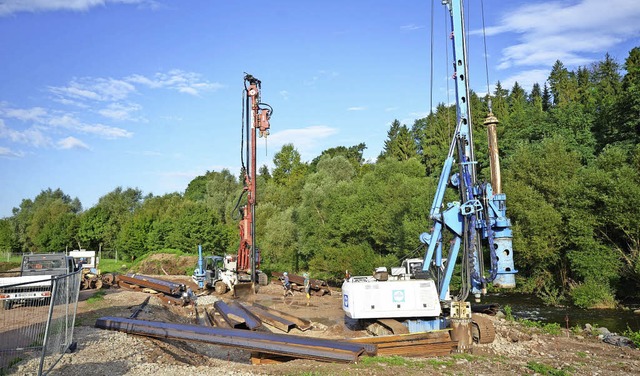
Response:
[[480, 0, 492, 112], [429, 0, 434, 116]]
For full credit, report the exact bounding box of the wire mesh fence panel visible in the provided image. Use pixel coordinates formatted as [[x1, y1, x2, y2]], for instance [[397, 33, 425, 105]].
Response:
[[0, 271, 81, 375], [39, 271, 81, 375], [0, 277, 54, 374]]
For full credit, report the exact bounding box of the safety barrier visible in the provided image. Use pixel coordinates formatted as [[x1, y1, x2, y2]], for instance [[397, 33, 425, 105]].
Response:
[[0, 271, 81, 375]]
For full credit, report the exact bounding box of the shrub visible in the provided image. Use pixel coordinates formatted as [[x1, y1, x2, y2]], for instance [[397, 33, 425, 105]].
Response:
[[570, 280, 616, 308]]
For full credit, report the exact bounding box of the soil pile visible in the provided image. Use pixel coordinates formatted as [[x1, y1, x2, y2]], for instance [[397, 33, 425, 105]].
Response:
[[134, 253, 197, 276]]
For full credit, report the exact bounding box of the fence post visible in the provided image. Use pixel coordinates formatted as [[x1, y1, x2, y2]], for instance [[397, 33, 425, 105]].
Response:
[[38, 276, 58, 376]]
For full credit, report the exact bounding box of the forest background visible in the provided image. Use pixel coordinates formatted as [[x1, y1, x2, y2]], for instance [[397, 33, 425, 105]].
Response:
[[1, 48, 639, 309]]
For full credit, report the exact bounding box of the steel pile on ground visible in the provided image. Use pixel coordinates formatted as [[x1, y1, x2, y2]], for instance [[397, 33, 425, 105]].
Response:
[[252, 302, 312, 331], [205, 307, 231, 328], [241, 304, 295, 333], [95, 316, 368, 363], [118, 274, 184, 296], [271, 272, 331, 296], [129, 296, 151, 319], [213, 300, 261, 330]]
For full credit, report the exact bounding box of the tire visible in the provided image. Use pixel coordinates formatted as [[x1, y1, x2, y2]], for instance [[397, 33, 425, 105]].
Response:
[[214, 281, 228, 295], [258, 272, 268, 286]]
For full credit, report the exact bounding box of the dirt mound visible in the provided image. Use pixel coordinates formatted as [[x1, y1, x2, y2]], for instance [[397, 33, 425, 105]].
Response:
[[134, 253, 197, 276]]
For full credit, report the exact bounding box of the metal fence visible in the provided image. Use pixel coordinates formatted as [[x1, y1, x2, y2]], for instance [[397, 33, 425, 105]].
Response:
[[0, 271, 81, 375]]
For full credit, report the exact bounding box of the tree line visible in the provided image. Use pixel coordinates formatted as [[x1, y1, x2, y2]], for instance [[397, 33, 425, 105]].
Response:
[[1, 47, 639, 308]]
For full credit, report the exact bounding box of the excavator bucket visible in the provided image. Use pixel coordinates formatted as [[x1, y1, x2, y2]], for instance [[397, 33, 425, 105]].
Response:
[[232, 282, 258, 298]]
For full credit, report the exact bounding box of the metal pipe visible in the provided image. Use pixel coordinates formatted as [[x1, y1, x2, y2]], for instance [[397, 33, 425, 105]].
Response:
[[484, 112, 502, 193]]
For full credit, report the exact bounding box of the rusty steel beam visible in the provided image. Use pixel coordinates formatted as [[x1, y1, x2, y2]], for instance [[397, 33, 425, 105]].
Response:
[[271, 272, 330, 295], [129, 296, 151, 319], [205, 307, 231, 328], [117, 274, 185, 296], [95, 316, 366, 363], [213, 300, 261, 330], [252, 302, 312, 331], [242, 304, 295, 333]]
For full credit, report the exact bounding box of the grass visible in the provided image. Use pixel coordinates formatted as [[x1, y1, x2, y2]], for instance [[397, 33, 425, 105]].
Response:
[[623, 326, 640, 347], [527, 361, 574, 375], [519, 319, 563, 335], [358, 355, 411, 367], [0, 356, 23, 375], [86, 290, 107, 305], [98, 258, 132, 274], [0, 261, 20, 272]]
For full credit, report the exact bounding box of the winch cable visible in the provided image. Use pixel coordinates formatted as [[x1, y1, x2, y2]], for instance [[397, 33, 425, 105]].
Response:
[[480, 0, 493, 112], [429, 0, 434, 117]]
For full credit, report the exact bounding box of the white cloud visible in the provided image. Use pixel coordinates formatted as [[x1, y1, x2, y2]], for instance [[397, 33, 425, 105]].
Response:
[[2, 106, 47, 122], [57, 136, 89, 150], [499, 69, 551, 92], [126, 70, 224, 96], [0, 119, 51, 147], [267, 125, 338, 160], [75, 123, 133, 139], [484, 0, 640, 69], [347, 106, 366, 111], [0, 0, 157, 16], [49, 77, 136, 103], [279, 90, 289, 100], [98, 102, 144, 121], [401, 24, 424, 31], [0, 146, 25, 158]]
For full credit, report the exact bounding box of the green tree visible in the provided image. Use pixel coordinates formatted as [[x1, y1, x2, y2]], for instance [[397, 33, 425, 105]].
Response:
[[379, 119, 418, 161], [548, 60, 578, 106], [0, 218, 18, 253], [310, 143, 366, 173], [413, 104, 455, 177], [616, 47, 640, 148]]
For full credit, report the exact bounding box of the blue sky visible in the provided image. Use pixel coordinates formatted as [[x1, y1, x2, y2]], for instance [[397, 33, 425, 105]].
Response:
[[1, 0, 638, 218]]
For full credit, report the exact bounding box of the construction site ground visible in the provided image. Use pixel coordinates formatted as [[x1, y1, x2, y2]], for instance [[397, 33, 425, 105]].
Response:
[[9, 274, 640, 376]]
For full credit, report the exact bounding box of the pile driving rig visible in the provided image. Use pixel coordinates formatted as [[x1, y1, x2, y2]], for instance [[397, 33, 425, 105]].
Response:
[[193, 74, 272, 294], [342, 0, 516, 351]]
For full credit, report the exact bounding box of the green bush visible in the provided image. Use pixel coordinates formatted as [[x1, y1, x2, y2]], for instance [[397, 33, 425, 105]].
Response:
[[570, 280, 616, 308], [623, 326, 640, 347]]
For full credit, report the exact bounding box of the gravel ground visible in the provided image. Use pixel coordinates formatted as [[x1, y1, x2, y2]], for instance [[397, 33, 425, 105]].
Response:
[[7, 278, 640, 376]]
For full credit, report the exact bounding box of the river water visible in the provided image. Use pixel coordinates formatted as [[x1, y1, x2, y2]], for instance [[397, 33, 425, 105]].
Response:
[[481, 292, 640, 334]]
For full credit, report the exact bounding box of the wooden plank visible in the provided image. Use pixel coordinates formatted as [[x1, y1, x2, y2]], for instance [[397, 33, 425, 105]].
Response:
[[349, 331, 451, 344]]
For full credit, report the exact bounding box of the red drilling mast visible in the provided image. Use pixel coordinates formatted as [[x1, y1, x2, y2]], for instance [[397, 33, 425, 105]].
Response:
[[237, 73, 272, 287]]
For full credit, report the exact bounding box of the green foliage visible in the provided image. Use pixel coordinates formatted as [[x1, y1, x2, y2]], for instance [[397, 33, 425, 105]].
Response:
[[379, 119, 418, 161], [526, 361, 573, 376], [503, 305, 514, 321], [0, 261, 20, 272], [570, 280, 617, 308], [622, 326, 640, 348], [518, 319, 563, 335]]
